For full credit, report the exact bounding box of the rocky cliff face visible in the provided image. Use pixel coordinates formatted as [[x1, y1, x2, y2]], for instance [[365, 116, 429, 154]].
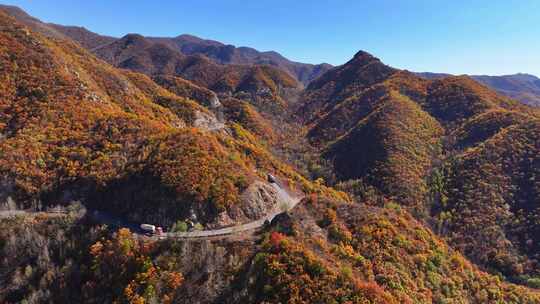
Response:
[[206, 181, 292, 228]]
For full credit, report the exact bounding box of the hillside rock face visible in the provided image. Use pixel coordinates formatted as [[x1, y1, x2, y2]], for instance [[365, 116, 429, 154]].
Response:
[[153, 75, 222, 107], [209, 181, 290, 228]]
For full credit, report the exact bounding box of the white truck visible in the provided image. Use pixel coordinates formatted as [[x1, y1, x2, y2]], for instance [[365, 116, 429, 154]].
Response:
[[140, 224, 163, 235]]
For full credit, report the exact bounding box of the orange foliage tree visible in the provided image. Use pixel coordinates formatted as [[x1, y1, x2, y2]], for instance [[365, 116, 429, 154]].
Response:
[[83, 229, 183, 303]]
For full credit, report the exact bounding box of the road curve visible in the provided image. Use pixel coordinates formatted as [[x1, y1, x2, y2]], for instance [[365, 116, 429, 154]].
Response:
[[0, 183, 303, 241], [160, 183, 302, 239]]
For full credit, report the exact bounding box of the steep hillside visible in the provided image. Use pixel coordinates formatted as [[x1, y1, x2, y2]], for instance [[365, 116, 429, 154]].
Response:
[[299, 51, 396, 123], [300, 50, 540, 281], [324, 93, 443, 206], [432, 119, 540, 281], [0, 10, 214, 224], [301, 51, 537, 185], [87, 33, 301, 114], [3, 195, 540, 303], [0, 11, 339, 231], [299, 52, 442, 210], [231, 197, 540, 303]]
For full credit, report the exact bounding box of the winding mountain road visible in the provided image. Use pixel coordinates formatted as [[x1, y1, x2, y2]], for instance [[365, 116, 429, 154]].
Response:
[[0, 210, 66, 219], [0, 210, 27, 218], [162, 183, 302, 239], [0, 182, 303, 241]]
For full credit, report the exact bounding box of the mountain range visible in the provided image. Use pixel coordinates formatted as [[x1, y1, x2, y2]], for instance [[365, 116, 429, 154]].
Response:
[[418, 72, 540, 107], [0, 4, 331, 86], [2, 3, 539, 109], [1, 5, 539, 304]]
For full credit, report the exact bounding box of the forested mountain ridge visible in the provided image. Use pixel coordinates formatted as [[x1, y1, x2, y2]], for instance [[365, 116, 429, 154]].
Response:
[[300, 49, 540, 284], [144, 34, 333, 85], [1, 5, 540, 304], [418, 72, 540, 107], [0, 4, 331, 86], [0, 9, 341, 230], [3, 3, 537, 106]]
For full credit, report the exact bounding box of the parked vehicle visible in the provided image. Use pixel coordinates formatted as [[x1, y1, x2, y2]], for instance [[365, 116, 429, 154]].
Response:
[[140, 224, 163, 235], [140, 224, 155, 233]]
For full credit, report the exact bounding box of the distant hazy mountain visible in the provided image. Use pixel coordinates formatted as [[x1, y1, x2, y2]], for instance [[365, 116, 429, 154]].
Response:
[[0, 4, 330, 86], [417, 72, 540, 107], [48, 23, 117, 50], [472, 74, 540, 107], [0, 4, 116, 49], [146, 35, 333, 85]]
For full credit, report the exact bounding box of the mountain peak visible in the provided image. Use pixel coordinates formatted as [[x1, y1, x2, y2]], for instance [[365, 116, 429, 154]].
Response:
[[122, 33, 145, 41], [345, 50, 381, 68], [352, 50, 377, 61], [0, 4, 29, 18], [117, 33, 150, 48], [173, 34, 223, 46]]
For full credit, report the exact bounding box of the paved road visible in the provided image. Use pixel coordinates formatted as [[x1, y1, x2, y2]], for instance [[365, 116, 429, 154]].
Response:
[[0, 182, 303, 241], [162, 183, 302, 239], [0, 210, 28, 218], [0, 210, 67, 219]]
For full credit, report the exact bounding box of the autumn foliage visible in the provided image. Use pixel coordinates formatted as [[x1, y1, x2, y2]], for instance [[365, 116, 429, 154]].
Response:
[[245, 198, 540, 303], [84, 228, 183, 303], [0, 11, 327, 228], [2, 7, 540, 303]]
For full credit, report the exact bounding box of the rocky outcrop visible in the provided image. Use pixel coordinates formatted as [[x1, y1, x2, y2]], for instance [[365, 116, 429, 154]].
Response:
[[207, 181, 289, 228], [193, 110, 225, 131]]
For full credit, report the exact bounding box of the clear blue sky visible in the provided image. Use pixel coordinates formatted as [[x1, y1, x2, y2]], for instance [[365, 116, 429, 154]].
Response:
[[3, 0, 539, 76]]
